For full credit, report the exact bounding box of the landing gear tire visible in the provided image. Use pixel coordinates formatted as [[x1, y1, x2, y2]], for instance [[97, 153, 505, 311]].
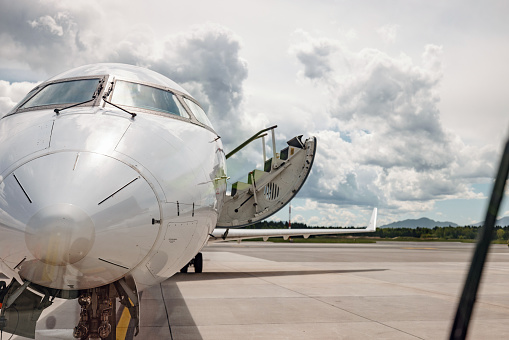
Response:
[[194, 253, 203, 273], [180, 264, 189, 273], [180, 253, 203, 273]]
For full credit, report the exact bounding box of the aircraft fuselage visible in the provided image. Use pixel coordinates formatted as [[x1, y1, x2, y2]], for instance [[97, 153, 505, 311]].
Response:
[[0, 64, 226, 293]]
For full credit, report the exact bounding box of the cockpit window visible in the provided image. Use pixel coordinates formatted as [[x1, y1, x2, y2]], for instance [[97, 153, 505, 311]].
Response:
[[183, 98, 213, 128], [111, 81, 189, 118], [20, 78, 100, 109]]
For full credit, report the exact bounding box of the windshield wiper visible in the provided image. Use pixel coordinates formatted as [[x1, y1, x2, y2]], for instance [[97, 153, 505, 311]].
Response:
[[102, 97, 137, 119], [54, 79, 105, 115], [54, 96, 97, 115]]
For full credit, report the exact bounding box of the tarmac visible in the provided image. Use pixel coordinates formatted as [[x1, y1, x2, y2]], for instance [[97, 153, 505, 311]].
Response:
[[3, 241, 509, 339]]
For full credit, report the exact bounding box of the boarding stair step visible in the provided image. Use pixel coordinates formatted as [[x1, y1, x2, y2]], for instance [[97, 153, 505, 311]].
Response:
[[247, 169, 266, 184], [231, 181, 251, 197], [231, 136, 307, 197]]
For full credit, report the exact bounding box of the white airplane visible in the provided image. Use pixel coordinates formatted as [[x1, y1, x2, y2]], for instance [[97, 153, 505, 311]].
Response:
[[0, 63, 377, 339]]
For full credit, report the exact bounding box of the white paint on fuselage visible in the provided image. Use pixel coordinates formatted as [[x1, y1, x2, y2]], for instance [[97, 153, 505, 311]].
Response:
[[0, 71, 225, 292]]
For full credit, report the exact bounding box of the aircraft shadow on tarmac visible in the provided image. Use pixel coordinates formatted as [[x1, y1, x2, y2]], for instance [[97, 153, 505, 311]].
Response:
[[104, 269, 389, 340], [0, 276, 203, 340], [144, 269, 387, 339], [0, 269, 386, 340], [172, 268, 388, 282], [124, 281, 204, 340]]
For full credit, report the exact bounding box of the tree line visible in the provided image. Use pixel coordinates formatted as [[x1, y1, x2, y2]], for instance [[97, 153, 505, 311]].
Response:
[[247, 221, 509, 240]]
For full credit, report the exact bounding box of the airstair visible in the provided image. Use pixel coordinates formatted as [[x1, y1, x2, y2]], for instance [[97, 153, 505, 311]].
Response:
[[217, 126, 316, 228]]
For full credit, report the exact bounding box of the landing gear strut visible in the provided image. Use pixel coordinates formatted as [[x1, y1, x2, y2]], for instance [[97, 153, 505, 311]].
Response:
[[180, 252, 203, 273], [73, 277, 139, 340], [73, 286, 115, 340]]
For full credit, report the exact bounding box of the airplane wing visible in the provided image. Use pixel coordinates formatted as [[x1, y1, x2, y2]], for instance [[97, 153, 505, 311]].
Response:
[[209, 208, 377, 243]]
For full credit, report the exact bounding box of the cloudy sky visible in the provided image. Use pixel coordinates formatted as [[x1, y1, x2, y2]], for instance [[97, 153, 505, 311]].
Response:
[[1, 0, 508, 226]]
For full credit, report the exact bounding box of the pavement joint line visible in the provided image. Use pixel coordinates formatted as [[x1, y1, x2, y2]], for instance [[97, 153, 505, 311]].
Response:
[[159, 282, 174, 340], [393, 280, 509, 313], [219, 256, 425, 340], [359, 272, 509, 311], [11, 243, 509, 338], [209, 255, 508, 339], [207, 259, 509, 323]]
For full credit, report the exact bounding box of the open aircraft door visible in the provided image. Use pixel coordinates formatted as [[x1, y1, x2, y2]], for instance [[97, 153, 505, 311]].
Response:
[[218, 126, 316, 228]]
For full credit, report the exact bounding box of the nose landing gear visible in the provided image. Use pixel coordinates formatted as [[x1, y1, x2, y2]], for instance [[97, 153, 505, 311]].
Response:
[[180, 252, 203, 273], [73, 277, 139, 340], [73, 287, 114, 340]]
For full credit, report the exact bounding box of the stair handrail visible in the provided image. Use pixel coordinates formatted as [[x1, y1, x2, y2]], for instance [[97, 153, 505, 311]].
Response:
[[225, 125, 277, 159]]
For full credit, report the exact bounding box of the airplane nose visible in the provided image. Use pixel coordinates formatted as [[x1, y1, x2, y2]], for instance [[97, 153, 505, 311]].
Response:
[[0, 151, 161, 289], [25, 203, 95, 266]]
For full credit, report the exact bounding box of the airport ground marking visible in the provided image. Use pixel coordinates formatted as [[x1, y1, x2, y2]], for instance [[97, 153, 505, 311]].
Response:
[[116, 305, 131, 340]]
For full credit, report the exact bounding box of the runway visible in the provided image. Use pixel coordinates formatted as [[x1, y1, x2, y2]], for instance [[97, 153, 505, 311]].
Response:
[[3, 241, 509, 339]]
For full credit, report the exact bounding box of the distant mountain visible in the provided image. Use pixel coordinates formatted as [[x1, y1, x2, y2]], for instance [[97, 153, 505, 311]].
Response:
[[380, 217, 458, 229], [472, 216, 509, 227]]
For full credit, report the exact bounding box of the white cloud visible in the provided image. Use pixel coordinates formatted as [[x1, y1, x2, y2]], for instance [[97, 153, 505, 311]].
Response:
[[291, 31, 494, 218], [28, 15, 64, 36], [377, 24, 400, 44], [0, 1, 103, 74], [339, 28, 358, 42], [146, 24, 249, 141], [293, 198, 318, 212], [294, 201, 364, 227], [101, 23, 252, 149], [267, 215, 281, 222], [0, 1, 262, 191], [0, 0, 251, 146], [422, 44, 443, 73], [0, 80, 38, 115], [1, 1, 504, 226], [292, 214, 306, 224], [294, 40, 337, 80], [290, 30, 342, 83]]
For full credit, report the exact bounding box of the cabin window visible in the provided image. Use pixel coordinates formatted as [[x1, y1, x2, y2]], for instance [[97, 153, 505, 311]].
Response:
[[111, 81, 189, 118], [183, 98, 213, 128], [20, 78, 100, 109]]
